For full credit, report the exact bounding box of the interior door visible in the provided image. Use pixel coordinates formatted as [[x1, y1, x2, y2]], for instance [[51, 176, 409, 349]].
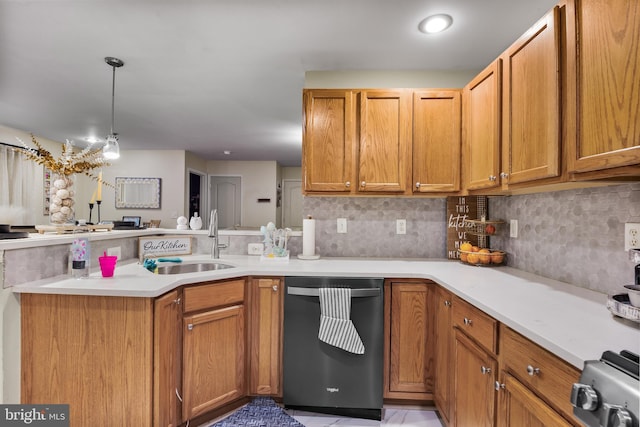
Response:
[[209, 176, 241, 229], [281, 179, 302, 229]]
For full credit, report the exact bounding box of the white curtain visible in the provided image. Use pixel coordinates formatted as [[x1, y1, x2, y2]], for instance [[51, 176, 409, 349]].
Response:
[[0, 145, 39, 225]]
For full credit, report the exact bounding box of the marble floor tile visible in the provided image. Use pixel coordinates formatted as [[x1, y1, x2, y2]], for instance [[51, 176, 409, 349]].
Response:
[[286, 407, 444, 427]]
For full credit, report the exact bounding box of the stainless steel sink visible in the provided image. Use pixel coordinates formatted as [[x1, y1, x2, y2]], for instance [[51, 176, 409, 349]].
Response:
[[156, 262, 235, 275]]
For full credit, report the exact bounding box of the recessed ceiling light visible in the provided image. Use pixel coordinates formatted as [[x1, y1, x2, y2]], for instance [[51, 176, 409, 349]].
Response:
[[223, 150, 232, 155], [418, 14, 453, 34], [84, 136, 102, 144]]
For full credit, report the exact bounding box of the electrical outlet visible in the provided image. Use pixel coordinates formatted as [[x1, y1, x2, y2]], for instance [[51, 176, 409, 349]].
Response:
[[248, 243, 264, 255], [625, 223, 640, 251], [107, 246, 121, 259], [396, 219, 406, 235], [337, 218, 347, 234], [510, 220, 518, 238]]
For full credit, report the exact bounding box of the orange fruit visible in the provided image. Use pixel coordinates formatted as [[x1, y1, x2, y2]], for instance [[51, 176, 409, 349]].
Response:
[[460, 242, 473, 252], [467, 252, 480, 264], [491, 251, 505, 264], [460, 252, 468, 262], [478, 248, 491, 264]]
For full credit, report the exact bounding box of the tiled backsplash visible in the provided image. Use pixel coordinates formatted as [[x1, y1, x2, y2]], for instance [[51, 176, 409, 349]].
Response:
[[303, 182, 640, 295], [489, 183, 640, 295]]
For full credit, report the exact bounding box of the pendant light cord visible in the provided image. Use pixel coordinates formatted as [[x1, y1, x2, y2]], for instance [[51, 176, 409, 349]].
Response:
[[110, 64, 116, 135]]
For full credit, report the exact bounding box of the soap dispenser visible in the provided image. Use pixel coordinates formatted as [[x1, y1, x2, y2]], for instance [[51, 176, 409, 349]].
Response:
[[189, 212, 202, 230]]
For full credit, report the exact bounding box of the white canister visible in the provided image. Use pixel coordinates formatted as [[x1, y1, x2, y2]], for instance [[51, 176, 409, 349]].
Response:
[[189, 213, 203, 230]]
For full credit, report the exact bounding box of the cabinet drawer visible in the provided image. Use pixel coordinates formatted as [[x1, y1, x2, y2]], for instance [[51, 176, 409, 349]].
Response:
[[500, 325, 581, 423], [452, 296, 497, 354], [183, 278, 245, 313]]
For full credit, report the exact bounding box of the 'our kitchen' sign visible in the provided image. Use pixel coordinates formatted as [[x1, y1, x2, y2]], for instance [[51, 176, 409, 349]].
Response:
[[139, 236, 192, 258]]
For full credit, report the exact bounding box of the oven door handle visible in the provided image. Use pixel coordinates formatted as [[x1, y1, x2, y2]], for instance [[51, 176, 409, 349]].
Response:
[[287, 286, 380, 298]]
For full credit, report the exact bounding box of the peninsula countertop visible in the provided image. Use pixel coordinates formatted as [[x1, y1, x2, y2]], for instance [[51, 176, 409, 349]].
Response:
[[12, 254, 640, 370]]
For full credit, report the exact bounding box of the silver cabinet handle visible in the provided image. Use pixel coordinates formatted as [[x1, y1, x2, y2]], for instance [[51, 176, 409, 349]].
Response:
[[175, 387, 183, 402], [526, 365, 540, 376], [345, 181, 350, 188], [187, 323, 193, 331], [500, 172, 509, 179], [415, 182, 421, 188], [444, 300, 451, 307], [361, 181, 366, 187], [173, 297, 181, 305], [272, 285, 278, 292], [463, 317, 473, 325], [489, 175, 497, 181], [495, 381, 505, 391], [481, 366, 491, 375]]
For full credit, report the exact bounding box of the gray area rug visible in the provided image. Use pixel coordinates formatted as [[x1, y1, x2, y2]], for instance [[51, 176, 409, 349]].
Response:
[[208, 397, 304, 427]]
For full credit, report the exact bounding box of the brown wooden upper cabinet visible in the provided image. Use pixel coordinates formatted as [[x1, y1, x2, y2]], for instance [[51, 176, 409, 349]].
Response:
[[303, 88, 462, 196], [358, 90, 412, 193], [463, 59, 502, 191], [413, 90, 462, 193], [500, 6, 562, 187], [564, 0, 640, 176], [302, 89, 355, 193]]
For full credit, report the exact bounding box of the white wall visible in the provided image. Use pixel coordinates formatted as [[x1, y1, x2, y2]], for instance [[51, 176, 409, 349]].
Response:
[[207, 160, 278, 227], [305, 69, 479, 89], [96, 150, 186, 228]]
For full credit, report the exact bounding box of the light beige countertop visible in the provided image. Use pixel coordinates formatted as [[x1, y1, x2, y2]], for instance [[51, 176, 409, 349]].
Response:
[[12, 254, 640, 370]]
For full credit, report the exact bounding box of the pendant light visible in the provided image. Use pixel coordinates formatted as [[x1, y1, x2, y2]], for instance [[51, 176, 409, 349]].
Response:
[[103, 56, 124, 160]]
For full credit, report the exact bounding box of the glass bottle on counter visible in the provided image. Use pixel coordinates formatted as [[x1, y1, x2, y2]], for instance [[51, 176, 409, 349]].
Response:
[[70, 220, 90, 279]]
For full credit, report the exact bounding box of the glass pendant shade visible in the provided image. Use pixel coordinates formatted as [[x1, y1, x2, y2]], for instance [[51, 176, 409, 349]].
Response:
[[103, 134, 120, 159]]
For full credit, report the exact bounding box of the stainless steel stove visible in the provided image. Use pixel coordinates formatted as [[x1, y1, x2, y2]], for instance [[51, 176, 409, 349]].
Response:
[[571, 350, 639, 427]]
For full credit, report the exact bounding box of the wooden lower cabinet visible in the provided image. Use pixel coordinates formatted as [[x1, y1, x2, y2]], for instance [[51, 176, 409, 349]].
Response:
[[384, 280, 434, 400], [154, 289, 183, 427], [453, 329, 497, 427], [433, 286, 453, 425], [182, 304, 245, 420], [248, 277, 283, 396], [497, 373, 572, 427], [21, 294, 155, 426]]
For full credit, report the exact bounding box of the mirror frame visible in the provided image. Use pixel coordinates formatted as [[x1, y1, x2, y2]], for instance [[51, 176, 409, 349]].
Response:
[[115, 177, 162, 209]]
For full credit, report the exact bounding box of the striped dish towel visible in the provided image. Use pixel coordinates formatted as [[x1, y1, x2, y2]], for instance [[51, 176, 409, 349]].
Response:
[[318, 288, 365, 354]]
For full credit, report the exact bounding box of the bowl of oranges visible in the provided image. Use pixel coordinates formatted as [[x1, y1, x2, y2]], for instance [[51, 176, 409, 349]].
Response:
[[458, 242, 506, 266]]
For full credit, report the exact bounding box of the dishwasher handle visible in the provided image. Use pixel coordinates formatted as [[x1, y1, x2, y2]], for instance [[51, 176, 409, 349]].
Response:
[[287, 286, 380, 298]]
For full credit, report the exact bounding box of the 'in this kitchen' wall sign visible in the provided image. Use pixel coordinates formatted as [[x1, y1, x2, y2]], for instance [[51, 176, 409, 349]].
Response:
[[446, 196, 487, 260]]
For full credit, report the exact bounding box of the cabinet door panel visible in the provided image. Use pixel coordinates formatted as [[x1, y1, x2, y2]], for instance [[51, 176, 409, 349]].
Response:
[[464, 60, 502, 190], [303, 90, 354, 192], [498, 373, 572, 427], [434, 287, 453, 425], [154, 290, 182, 427], [249, 278, 283, 396], [413, 91, 462, 192], [453, 331, 496, 427], [358, 90, 411, 193], [502, 8, 561, 184], [566, 0, 640, 173], [183, 305, 245, 419]]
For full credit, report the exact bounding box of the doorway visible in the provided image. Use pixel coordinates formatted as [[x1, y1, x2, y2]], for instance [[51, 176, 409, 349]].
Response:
[[282, 179, 303, 229], [209, 175, 242, 229], [188, 170, 206, 223]]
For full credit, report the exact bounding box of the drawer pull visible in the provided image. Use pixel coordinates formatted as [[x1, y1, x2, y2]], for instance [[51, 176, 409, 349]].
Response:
[[272, 285, 278, 292], [173, 297, 181, 305], [444, 300, 451, 307], [495, 381, 505, 391], [345, 181, 351, 188], [415, 182, 421, 188], [463, 317, 473, 326], [481, 366, 492, 375], [526, 365, 540, 376], [361, 181, 366, 188]]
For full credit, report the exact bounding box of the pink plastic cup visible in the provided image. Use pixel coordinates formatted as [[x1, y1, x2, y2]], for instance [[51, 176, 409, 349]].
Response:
[[99, 255, 118, 278]]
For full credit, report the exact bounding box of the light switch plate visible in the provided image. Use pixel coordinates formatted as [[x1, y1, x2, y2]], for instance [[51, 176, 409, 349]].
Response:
[[248, 243, 264, 255], [337, 218, 347, 234], [510, 220, 518, 238]]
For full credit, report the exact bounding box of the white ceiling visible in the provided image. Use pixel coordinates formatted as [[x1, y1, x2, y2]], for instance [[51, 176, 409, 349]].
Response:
[[0, 0, 558, 166]]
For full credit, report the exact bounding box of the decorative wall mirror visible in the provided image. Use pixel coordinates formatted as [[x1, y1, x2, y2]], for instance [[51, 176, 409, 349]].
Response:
[[115, 177, 161, 209]]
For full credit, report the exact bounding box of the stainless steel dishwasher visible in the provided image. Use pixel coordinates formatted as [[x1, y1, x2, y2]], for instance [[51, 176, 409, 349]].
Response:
[[283, 276, 384, 420]]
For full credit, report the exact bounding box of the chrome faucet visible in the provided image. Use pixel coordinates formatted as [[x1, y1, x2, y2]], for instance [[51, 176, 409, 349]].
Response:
[[208, 209, 227, 258]]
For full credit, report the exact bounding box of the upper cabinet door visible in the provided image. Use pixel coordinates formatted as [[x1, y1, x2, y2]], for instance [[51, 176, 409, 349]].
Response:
[[566, 0, 640, 173], [501, 7, 561, 185], [463, 60, 502, 191], [412, 90, 462, 193], [357, 90, 412, 193], [302, 90, 355, 192]]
